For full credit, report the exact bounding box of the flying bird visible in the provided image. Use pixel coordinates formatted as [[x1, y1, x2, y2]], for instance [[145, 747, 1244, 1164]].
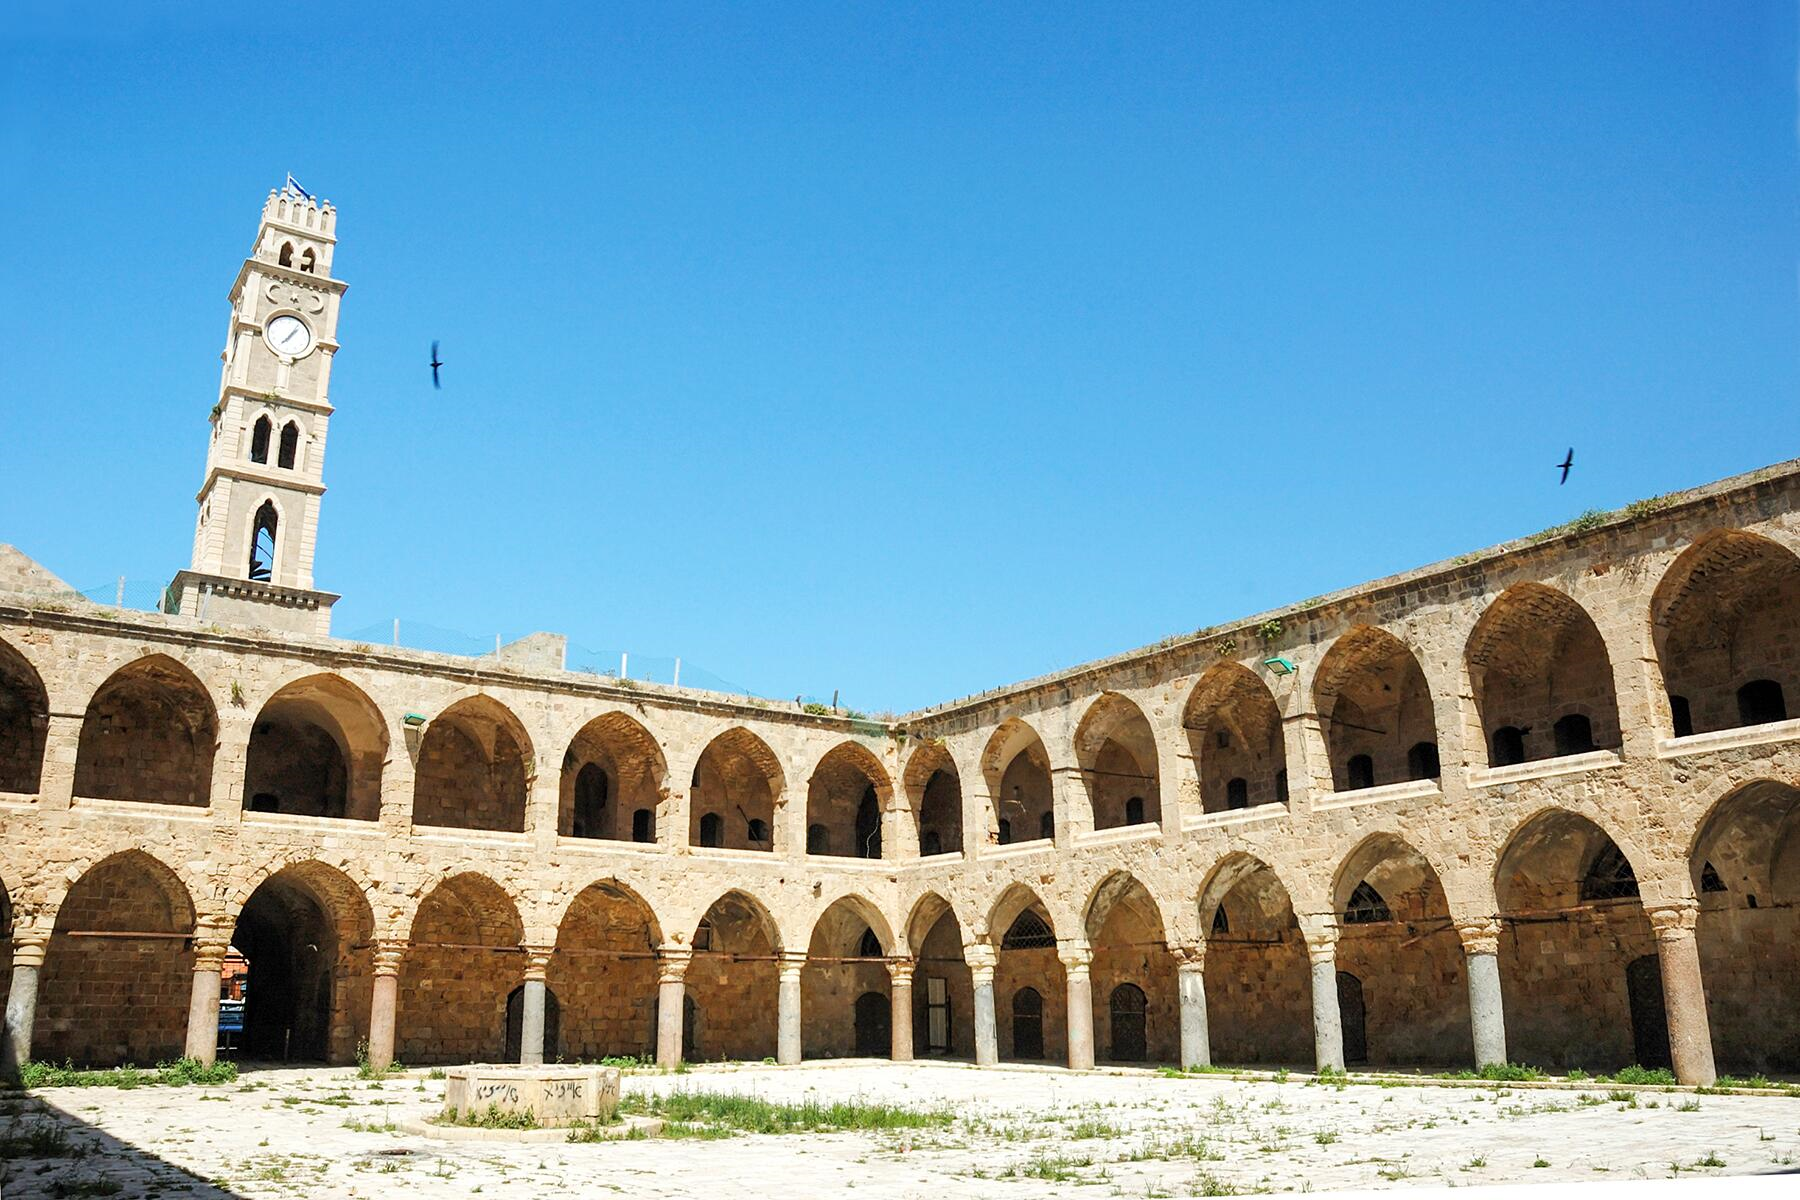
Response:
[[1557, 448, 1573, 485], [429, 341, 443, 389]]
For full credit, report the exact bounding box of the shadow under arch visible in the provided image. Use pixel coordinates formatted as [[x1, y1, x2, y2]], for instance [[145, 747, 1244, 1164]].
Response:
[[1494, 808, 1661, 1072], [1184, 661, 1286, 814], [560, 710, 669, 843], [806, 741, 890, 860], [550, 878, 664, 1061], [0, 635, 49, 795], [1083, 871, 1174, 1064], [690, 726, 785, 852], [1687, 779, 1800, 1074], [685, 888, 784, 1061], [1652, 528, 1800, 737], [74, 654, 217, 807], [1329, 833, 1469, 1067], [1313, 626, 1438, 793], [399, 872, 524, 1065], [903, 740, 963, 858], [986, 883, 1063, 1063], [413, 695, 533, 833], [1466, 583, 1620, 767], [804, 893, 897, 1058], [1073, 693, 1161, 830], [902, 891, 972, 1059], [981, 718, 1054, 845], [1196, 853, 1310, 1067], [244, 672, 388, 820], [38, 850, 197, 1066]]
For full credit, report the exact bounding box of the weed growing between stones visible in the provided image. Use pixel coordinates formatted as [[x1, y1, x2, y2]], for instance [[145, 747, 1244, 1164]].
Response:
[[20, 1058, 237, 1089], [620, 1089, 954, 1134], [435, 1103, 539, 1130]]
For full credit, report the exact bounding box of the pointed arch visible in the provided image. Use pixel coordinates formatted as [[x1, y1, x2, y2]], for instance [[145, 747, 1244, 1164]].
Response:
[[277, 421, 300, 469], [413, 694, 532, 833], [231, 860, 377, 1063], [1195, 853, 1310, 1066], [806, 741, 891, 859], [550, 878, 665, 1060], [902, 891, 971, 1058], [690, 726, 784, 852], [37, 851, 197, 1066], [1083, 871, 1176, 1064], [245, 673, 387, 820], [1466, 583, 1620, 766], [1073, 693, 1160, 830], [981, 718, 1054, 845], [249, 414, 272, 463], [1652, 529, 1800, 737], [1184, 662, 1286, 813], [808, 893, 895, 958], [687, 889, 784, 1061], [74, 654, 217, 807], [1314, 625, 1438, 792], [560, 711, 669, 842], [399, 872, 524, 1065], [903, 740, 963, 858], [0, 636, 49, 795], [803, 894, 897, 1058]]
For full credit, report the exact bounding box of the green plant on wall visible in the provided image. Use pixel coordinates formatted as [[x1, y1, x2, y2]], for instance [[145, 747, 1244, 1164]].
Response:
[[1213, 637, 1237, 657], [1258, 619, 1283, 645]]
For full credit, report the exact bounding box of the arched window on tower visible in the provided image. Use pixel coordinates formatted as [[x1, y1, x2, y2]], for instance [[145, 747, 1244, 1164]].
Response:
[[278, 242, 294, 267], [278, 422, 299, 469], [248, 502, 278, 582], [299, 248, 316, 273], [249, 416, 272, 464]]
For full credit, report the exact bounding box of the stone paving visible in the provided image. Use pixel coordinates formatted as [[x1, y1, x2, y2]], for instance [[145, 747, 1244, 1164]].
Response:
[[2, 1061, 1798, 1198]]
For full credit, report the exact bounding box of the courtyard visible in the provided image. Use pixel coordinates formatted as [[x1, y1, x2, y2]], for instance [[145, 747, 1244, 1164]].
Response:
[[2, 1061, 1798, 1198]]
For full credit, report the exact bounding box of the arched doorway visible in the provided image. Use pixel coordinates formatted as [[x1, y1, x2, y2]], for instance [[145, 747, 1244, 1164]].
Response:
[[905, 743, 963, 857], [74, 657, 217, 807], [413, 697, 531, 833], [549, 880, 662, 1060], [1196, 856, 1311, 1066], [992, 887, 1063, 1063], [806, 743, 888, 859], [907, 894, 972, 1059], [689, 728, 783, 852], [232, 865, 374, 1064], [1084, 872, 1176, 1065], [854, 992, 889, 1056], [1109, 984, 1147, 1062], [1011, 988, 1045, 1060], [803, 897, 894, 1058], [559, 712, 667, 842], [686, 891, 781, 1061], [0, 638, 49, 795], [1466, 584, 1621, 766], [982, 721, 1055, 845], [399, 874, 523, 1065], [1184, 663, 1286, 813], [243, 674, 386, 819], [1625, 955, 1671, 1071], [1313, 627, 1439, 792]]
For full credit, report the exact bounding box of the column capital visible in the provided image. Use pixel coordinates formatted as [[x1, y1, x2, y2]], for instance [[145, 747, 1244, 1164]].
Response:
[[372, 939, 409, 978], [1454, 917, 1504, 957], [777, 950, 808, 981], [1057, 941, 1093, 977], [1170, 941, 1206, 972], [886, 957, 917, 987], [657, 945, 693, 984], [191, 940, 231, 973], [10, 930, 50, 970], [965, 942, 997, 983], [521, 944, 555, 981], [1303, 925, 1339, 966], [1646, 901, 1700, 943]]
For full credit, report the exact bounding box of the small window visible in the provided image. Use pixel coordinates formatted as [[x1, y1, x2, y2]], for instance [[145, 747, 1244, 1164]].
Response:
[[248, 502, 277, 581], [698, 812, 723, 848], [1669, 694, 1694, 739], [1699, 861, 1727, 894], [1226, 778, 1248, 810], [1491, 726, 1526, 767], [1343, 881, 1391, 924], [249, 416, 272, 464], [571, 763, 607, 839], [806, 823, 829, 855], [1407, 741, 1440, 781], [1210, 905, 1229, 936], [278, 422, 299, 469], [997, 818, 1013, 844], [1124, 795, 1145, 825], [1345, 754, 1375, 790], [1215, 730, 1230, 749], [1580, 842, 1639, 902], [857, 928, 883, 958], [1553, 713, 1595, 757], [1738, 679, 1788, 727], [1001, 910, 1056, 950], [746, 818, 769, 844], [278, 242, 294, 267], [1274, 770, 1288, 805], [299, 247, 316, 273], [631, 808, 653, 843], [1038, 810, 1054, 841]]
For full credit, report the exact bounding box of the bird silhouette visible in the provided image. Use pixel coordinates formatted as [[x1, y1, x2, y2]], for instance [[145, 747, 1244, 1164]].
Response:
[[430, 341, 444, 389], [1557, 448, 1573, 485]]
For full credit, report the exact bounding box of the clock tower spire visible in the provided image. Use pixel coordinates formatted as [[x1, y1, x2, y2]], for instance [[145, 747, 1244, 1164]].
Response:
[[168, 180, 345, 635]]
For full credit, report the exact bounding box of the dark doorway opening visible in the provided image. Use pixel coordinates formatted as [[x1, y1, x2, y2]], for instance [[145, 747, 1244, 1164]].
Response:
[[504, 985, 562, 1063], [1336, 971, 1368, 1065], [232, 881, 335, 1062], [1011, 987, 1044, 1059], [1625, 954, 1672, 1070], [854, 991, 890, 1057], [1109, 983, 1147, 1062], [924, 975, 951, 1054]]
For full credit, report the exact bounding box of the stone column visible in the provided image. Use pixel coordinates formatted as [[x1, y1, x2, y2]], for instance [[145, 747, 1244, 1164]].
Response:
[[655, 947, 691, 1068], [367, 941, 407, 1071], [776, 951, 806, 1065], [1305, 926, 1344, 1073], [887, 959, 916, 1061], [183, 935, 230, 1066], [518, 945, 554, 1065], [2, 930, 49, 1082], [1648, 904, 1717, 1086], [1456, 918, 1507, 1069], [1281, 711, 1333, 812], [967, 944, 998, 1066], [1173, 943, 1211, 1070], [1060, 942, 1095, 1071], [36, 713, 82, 810]]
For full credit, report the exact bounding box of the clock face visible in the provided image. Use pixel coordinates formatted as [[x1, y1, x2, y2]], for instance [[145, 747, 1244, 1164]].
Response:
[[266, 314, 313, 357]]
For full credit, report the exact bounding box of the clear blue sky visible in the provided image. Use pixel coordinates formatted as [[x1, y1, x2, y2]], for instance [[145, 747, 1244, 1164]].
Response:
[[3, 4, 1796, 712]]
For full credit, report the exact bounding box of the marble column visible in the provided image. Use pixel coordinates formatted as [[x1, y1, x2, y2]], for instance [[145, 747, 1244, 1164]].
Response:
[[1061, 942, 1095, 1071], [1456, 918, 1507, 1069], [777, 951, 806, 1065], [655, 947, 691, 1068], [183, 935, 230, 1065], [367, 941, 407, 1071], [1306, 927, 1344, 1073], [1648, 904, 1717, 1086], [518, 945, 554, 1065], [2, 931, 49, 1082], [887, 959, 915, 1061], [1173, 943, 1211, 1070], [967, 944, 998, 1066]]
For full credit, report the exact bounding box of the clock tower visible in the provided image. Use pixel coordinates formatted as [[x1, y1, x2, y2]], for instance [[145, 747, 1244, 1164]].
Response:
[[168, 181, 345, 635]]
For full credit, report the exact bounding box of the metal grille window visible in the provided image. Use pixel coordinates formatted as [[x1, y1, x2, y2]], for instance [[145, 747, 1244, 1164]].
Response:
[[1343, 881, 1391, 924], [1580, 843, 1640, 902], [1001, 909, 1056, 950]]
